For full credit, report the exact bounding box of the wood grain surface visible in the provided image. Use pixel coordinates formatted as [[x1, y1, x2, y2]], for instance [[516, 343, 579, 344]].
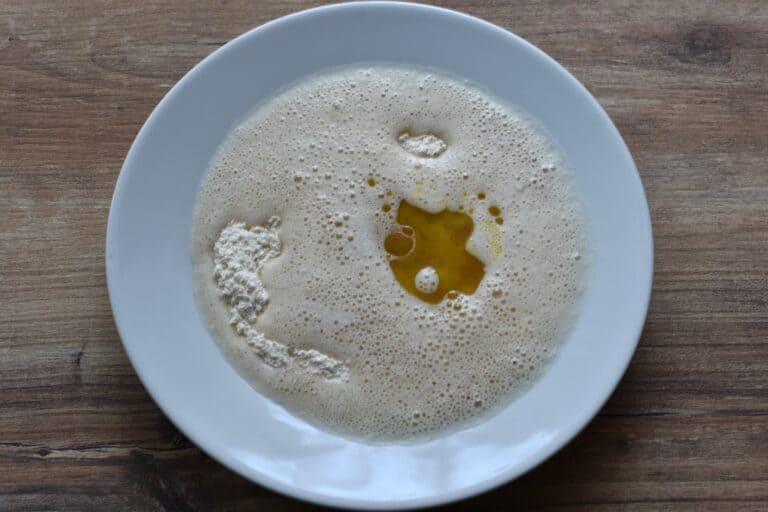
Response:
[[1, 1, 767, 510]]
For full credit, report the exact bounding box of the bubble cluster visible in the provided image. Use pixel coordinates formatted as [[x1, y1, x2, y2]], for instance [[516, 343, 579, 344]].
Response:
[[190, 66, 588, 441], [414, 266, 439, 294]]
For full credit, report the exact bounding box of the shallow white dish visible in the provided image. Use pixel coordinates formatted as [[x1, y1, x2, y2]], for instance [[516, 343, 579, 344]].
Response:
[[106, 2, 653, 509]]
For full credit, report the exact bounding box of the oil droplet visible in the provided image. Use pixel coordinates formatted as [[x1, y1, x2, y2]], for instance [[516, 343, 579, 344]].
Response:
[[495, 217, 504, 225], [367, 177, 376, 187], [383, 200, 485, 304], [488, 205, 501, 216], [384, 231, 413, 256], [477, 192, 486, 200], [382, 203, 392, 213]]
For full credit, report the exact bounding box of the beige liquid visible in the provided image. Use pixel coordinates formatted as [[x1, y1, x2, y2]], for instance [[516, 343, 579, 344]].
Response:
[[191, 66, 587, 441]]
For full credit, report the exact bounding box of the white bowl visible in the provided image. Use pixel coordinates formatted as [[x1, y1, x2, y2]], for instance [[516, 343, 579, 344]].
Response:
[[106, 2, 652, 509]]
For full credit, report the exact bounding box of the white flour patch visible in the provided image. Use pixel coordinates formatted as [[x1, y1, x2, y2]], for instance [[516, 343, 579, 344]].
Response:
[[213, 218, 349, 381], [397, 131, 447, 157]]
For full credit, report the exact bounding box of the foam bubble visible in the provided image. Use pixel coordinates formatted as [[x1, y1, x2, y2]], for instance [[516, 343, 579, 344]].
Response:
[[414, 266, 440, 294]]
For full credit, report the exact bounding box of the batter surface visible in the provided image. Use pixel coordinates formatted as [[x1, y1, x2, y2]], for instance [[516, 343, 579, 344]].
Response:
[[191, 66, 587, 441]]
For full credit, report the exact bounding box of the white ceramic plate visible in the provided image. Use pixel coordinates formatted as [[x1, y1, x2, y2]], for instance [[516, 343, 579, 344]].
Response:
[[106, 2, 652, 509]]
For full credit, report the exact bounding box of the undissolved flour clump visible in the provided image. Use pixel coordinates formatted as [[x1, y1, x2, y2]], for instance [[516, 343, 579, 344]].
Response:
[[212, 217, 349, 380], [191, 66, 587, 441]]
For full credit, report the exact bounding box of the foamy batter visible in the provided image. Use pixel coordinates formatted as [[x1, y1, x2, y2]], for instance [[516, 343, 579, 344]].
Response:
[[191, 66, 587, 441]]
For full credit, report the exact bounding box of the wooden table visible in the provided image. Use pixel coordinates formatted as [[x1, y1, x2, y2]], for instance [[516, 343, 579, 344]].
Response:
[[2, 1, 767, 510]]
